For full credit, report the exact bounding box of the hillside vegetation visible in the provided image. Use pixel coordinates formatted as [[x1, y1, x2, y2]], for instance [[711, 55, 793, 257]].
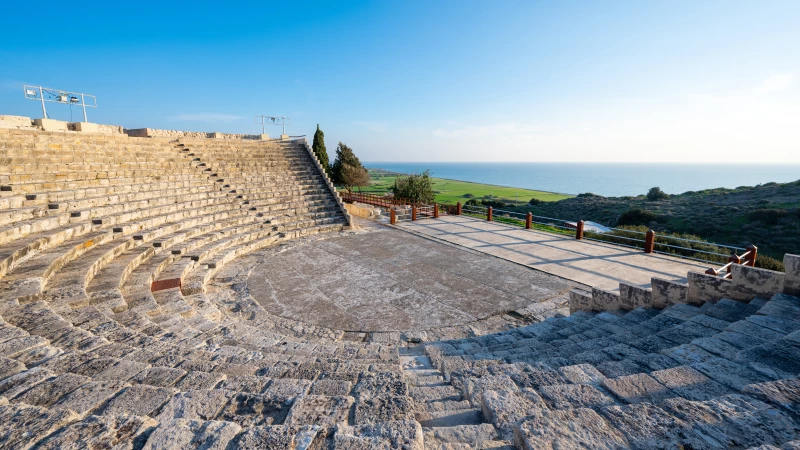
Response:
[[365, 169, 572, 204], [520, 180, 800, 260]]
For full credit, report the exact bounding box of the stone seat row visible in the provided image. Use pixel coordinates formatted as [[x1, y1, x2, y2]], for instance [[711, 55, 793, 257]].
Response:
[[420, 289, 800, 448]]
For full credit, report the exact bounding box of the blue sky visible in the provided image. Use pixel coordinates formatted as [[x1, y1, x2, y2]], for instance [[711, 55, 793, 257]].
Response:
[[2, 1, 799, 163]]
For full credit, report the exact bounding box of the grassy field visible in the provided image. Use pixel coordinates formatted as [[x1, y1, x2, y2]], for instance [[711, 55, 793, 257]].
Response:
[[363, 170, 572, 205]]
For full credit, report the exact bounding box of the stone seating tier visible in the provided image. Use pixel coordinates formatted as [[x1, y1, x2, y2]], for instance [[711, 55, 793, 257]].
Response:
[[1, 128, 798, 448]]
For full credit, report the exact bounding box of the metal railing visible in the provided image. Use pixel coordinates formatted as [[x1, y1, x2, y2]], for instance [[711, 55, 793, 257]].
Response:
[[450, 201, 758, 272], [341, 191, 423, 208]]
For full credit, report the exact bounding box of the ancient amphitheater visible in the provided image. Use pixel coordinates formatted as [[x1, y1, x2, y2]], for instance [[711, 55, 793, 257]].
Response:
[[0, 119, 798, 449]]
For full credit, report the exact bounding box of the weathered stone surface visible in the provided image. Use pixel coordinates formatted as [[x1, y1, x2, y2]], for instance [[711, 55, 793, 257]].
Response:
[[423, 423, 500, 448], [156, 389, 232, 421], [600, 402, 708, 449], [539, 383, 616, 409], [333, 420, 424, 450], [216, 392, 288, 427], [142, 419, 241, 450], [354, 394, 415, 424], [557, 363, 607, 384], [55, 380, 131, 415], [742, 377, 800, 415], [602, 373, 673, 404], [663, 396, 796, 448], [100, 385, 177, 417], [0, 335, 48, 358], [691, 357, 772, 390], [514, 407, 628, 449], [481, 388, 548, 431], [0, 367, 53, 399], [687, 271, 731, 304], [569, 289, 592, 313], [0, 356, 26, 380], [285, 394, 354, 427], [14, 373, 89, 407], [34, 413, 157, 450], [129, 366, 187, 387], [354, 371, 408, 398], [263, 378, 313, 403], [650, 365, 731, 401], [592, 288, 621, 311], [783, 254, 800, 296], [235, 424, 324, 449], [730, 264, 785, 301], [173, 371, 225, 390], [651, 277, 688, 308], [310, 379, 352, 396], [464, 374, 518, 406], [619, 283, 652, 310], [0, 404, 80, 449]]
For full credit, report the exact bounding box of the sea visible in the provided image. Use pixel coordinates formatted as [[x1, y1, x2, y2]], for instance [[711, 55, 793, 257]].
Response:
[[362, 162, 800, 197]]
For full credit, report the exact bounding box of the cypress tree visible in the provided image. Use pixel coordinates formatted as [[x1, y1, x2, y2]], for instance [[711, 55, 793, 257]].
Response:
[[312, 124, 330, 175]]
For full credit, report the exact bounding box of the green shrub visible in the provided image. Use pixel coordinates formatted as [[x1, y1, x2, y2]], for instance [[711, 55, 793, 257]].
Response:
[[618, 208, 661, 226], [646, 187, 669, 201]]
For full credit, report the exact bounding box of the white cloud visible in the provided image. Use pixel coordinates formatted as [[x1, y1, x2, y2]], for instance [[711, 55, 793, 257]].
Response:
[[353, 121, 388, 132], [754, 73, 794, 94], [167, 113, 245, 122]]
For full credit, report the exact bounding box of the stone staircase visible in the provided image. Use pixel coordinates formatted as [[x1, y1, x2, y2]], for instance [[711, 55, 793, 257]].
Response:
[[0, 127, 798, 448], [423, 288, 800, 448]]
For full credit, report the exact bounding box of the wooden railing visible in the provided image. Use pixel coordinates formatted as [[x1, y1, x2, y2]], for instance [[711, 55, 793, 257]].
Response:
[[705, 245, 758, 279], [340, 191, 420, 208]]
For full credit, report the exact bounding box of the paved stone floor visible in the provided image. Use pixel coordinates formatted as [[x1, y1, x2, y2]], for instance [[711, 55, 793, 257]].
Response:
[[246, 224, 577, 332], [397, 215, 710, 291]]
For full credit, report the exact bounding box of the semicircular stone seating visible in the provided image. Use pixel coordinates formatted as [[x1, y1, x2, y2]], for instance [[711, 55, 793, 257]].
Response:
[[0, 126, 799, 449]]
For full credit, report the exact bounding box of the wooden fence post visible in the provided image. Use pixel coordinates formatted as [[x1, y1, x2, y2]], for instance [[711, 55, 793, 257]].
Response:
[[433, 204, 439, 218], [526, 212, 532, 229], [390, 208, 396, 225], [487, 207, 493, 222], [412, 206, 417, 221], [644, 230, 655, 253], [745, 245, 758, 266], [576, 220, 584, 240], [456, 202, 462, 215]]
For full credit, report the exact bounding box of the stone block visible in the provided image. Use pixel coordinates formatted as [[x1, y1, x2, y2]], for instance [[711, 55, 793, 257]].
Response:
[[569, 289, 592, 313], [619, 283, 652, 310], [514, 407, 627, 449], [333, 420, 424, 450], [687, 271, 731, 305], [591, 287, 621, 311], [281, 134, 290, 140], [33, 118, 68, 132], [209, 132, 223, 139], [74, 122, 99, 133], [730, 264, 785, 302], [33, 414, 157, 450], [258, 134, 270, 140], [0, 115, 33, 129], [539, 383, 615, 409], [602, 373, 673, 404], [142, 419, 241, 450], [285, 394, 354, 427], [124, 128, 151, 137], [236, 424, 323, 449], [782, 254, 800, 296]]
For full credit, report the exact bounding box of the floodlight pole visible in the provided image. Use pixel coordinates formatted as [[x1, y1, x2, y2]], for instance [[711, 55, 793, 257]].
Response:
[[39, 86, 46, 118], [81, 93, 87, 122]]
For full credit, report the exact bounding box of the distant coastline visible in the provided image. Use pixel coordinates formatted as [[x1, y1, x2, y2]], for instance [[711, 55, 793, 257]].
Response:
[[363, 162, 800, 198]]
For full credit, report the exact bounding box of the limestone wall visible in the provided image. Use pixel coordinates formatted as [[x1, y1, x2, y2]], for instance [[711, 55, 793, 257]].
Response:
[[124, 128, 262, 140], [0, 115, 35, 129]]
